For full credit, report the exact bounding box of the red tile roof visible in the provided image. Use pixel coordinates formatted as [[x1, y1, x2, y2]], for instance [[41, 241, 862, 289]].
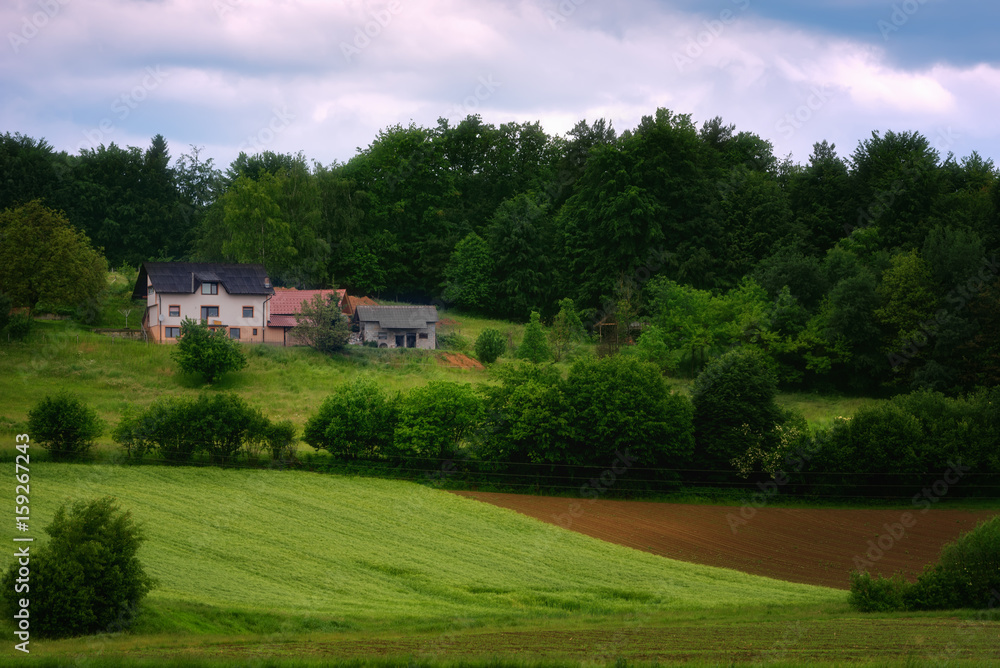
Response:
[[268, 288, 346, 327], [341, 294, 378, 316]]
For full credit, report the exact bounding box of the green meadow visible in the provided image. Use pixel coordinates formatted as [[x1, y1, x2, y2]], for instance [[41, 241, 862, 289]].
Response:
[[3, 465, 999, 666]]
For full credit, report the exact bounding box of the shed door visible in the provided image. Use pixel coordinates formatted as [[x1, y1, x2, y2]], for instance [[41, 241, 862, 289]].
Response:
[[406, 333, 417, 348], [395, 334, 404, 348]]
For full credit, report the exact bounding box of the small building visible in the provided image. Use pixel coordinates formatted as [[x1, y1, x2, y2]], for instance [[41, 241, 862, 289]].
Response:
[[353, 305, 438, 349], [267, 287, 346, 346], [133, 262, 274, 343]]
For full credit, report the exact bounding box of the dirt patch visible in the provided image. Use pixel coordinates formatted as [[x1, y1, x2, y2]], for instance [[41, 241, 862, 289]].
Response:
[[438, 352, 485, 370], [453, 491, 998, 589], [438, 318, 461, 327]]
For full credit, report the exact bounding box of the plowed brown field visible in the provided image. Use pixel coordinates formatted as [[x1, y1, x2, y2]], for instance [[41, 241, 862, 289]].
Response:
[[453, 491, 998, 589]]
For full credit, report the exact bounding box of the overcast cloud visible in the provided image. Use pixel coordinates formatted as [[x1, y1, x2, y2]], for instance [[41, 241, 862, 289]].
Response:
[[2, 0, 997, 169]]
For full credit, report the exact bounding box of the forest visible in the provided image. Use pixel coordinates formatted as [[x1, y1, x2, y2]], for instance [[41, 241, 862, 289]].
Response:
[[1, 108, 998, 396]]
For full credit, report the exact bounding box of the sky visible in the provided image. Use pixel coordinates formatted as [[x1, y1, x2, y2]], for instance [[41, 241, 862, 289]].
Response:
[[2, 0, 998, 172]]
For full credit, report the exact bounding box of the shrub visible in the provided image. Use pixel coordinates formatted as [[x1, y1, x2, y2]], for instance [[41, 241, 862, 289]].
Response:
[[113, 394, 274, 463], [4, 313, 32, 341], [266, 419, 297, 461], [848, 570, 908, 612], [517, 311, 551, 363], [303, 377, 398, 460], [27, 393, 103, 461], [395, 382, 482, 460], [172, 318, 247, 383], [549, 298, 585, 362], [564, 355, 694, 467], [474, 328, 506, 364], [291, 292, 351, 353], [0, 497, 155, 638], [908, 515, 1000, 610]]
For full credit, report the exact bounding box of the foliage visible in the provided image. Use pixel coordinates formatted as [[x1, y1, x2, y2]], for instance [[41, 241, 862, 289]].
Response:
[[436, 331, 470, 351], [473, 327, 506, 364], [290, 292, 351, 353], [851, 516, 1000, 612], [516, 311, 551, 363], [443, 232, 494, 312], [265, 419, 298, 461], [0, 200, 107, 312], [564, 355, 695, 467], [847, 571, 908, 613], [0, 497, 155, 638], [549, 297, 585, 361], [172, 317, 248, 383], [691, 347, 785, 474], [395, 381, 482, 460], [3, 313, 32, 341], [113, 393, 271, 463], [27, 393, 103, 461], [303, 376, 398, 460]]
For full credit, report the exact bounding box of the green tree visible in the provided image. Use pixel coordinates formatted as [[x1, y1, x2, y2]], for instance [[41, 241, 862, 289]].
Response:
[[876, 250, 938, 363], [27, 393, 103, 461], [549, 298, 585, 361], [0, 497, 155, 638], [395, 382, 482, 460], [172, 318, 248, 383], [474, 328, 506, 364], [691, 347, 786, 474], [564, 355, 694, 467], [218, 173, 297, 276], [443, 232, 494, 312], [0, 200, 107, 312], [303, 376, 398, 460], [516, 311, 551, 363], [291, 292, 351, 353]]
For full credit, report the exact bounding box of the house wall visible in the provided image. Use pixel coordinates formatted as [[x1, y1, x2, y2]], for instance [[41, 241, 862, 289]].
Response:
[[145, 278, 271, 343], [358, 322, 436, 349]]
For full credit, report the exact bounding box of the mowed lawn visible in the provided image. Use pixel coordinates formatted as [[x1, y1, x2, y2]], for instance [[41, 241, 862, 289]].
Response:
[[2, 465, 842, 629]]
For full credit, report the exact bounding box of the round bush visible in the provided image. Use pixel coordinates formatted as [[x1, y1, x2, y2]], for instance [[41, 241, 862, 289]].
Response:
[[27, 393, 103, 461], [474, 328, 506, 364]]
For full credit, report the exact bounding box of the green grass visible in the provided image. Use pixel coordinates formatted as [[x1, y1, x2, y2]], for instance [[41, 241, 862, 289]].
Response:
[[0, 464, 841, 627]]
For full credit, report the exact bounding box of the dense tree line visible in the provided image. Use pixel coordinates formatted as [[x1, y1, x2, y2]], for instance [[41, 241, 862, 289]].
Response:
[[2, 110, 998, 394]]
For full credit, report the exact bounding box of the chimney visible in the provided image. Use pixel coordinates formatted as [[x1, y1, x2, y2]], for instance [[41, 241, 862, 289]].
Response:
[[264, 276, 272, 289]]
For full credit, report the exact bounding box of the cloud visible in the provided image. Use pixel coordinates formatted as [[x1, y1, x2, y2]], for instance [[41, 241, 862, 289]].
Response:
[[0, 0, 997, 170]]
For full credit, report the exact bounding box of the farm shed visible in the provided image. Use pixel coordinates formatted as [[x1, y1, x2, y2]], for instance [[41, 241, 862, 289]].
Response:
[[353, 305, 438, 349]]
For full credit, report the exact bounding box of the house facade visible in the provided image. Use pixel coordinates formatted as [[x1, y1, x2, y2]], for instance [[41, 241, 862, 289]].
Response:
[[353, 305, 438, 349], [266, 287, 346, 346], [133, 262, 274, 343]]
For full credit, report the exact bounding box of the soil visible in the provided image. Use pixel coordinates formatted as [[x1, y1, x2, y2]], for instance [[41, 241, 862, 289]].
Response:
[[452, 491, 999, 589], [437, 352, 485, 370]]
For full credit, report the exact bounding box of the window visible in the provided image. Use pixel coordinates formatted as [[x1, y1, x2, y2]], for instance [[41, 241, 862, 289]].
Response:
[[230, 328, 241, 340], [242, 306, 254, 318], [377, 332, 387, 340], [252, 328, 258, 336], [202, 282, 218, 295], [168, 305, 180, 317], [165, 327, 180, 338], [201, 306, 220, 321], [418, 333, 429, 339]]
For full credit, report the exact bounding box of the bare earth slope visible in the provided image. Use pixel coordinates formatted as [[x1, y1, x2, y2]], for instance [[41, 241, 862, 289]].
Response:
[[453, 492, 998, 589]]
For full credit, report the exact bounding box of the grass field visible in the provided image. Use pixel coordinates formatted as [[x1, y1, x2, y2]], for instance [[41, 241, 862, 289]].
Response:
[[2, 465, 998, 666]]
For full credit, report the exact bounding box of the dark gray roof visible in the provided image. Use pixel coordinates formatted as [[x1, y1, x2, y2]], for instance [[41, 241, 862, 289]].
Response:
[[354, 305, 438, 329], [132, 262, 274, 298]]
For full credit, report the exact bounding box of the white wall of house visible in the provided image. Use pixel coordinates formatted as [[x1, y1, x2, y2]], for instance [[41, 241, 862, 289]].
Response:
[[145, 279, 270, 343]]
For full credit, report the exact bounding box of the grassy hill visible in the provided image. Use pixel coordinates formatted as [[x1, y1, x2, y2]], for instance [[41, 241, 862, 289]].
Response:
[[1, 464, 841, 634]]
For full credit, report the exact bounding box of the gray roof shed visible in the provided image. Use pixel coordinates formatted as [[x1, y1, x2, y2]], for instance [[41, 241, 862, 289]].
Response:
[[354, 305, 438, 329]]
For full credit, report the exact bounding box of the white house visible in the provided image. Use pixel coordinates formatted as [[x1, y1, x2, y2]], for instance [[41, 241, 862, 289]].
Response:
[[133, 262, 274, 343]]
